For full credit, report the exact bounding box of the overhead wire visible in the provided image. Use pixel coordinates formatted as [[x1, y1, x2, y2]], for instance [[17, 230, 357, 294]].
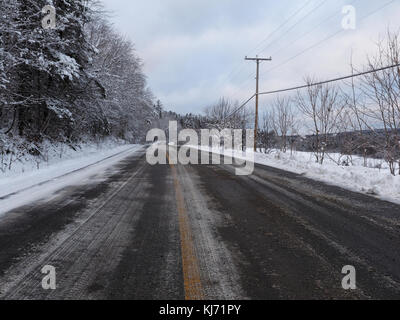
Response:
[[257, 0, 330, 55], [228, 0, 334, 102], [225, 0, 398, 119], [261, 0, 397, 77], [219, 0, 315, 90], [225, 62, 400, 119]]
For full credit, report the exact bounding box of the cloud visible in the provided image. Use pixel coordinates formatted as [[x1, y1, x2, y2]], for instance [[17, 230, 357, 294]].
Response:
[[101, 0, 400, 114]]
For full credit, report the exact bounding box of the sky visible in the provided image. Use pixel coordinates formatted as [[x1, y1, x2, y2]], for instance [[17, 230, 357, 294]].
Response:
[[101, 0, 400, 115]]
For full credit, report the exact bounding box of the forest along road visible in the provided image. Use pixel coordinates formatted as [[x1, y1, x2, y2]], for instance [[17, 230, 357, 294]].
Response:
[[0, 146, 400, 300]]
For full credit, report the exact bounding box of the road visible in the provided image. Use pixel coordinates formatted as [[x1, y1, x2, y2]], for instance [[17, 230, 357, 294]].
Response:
[[0, 146, 399, 300]]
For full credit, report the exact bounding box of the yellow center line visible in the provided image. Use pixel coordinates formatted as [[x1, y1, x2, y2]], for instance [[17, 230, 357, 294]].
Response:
[[167, 152, 204, 300]]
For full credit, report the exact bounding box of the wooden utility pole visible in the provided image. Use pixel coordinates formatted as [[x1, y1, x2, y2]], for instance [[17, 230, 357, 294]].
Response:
[[245, 56, 272, 151]]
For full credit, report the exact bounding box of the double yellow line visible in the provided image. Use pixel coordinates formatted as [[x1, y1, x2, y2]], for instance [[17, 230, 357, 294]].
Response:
[[167, 152, 204, 300]]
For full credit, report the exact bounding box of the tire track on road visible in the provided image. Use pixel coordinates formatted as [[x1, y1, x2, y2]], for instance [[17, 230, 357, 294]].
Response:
[[0, 156, 148, 299]]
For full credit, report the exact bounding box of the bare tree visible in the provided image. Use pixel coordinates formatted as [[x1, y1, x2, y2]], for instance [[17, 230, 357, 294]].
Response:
[[297, 78, 343, 164], [342, 57, 376, 167], [204, 97, 232, 127], [270, 96, 296, 153], [204, 97, 251, 130], [259, 111, 276, 153], [360, 30, 400, 175]]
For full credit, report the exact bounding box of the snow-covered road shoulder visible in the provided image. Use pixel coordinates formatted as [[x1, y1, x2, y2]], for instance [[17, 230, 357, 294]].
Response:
[[190, 145, 400, 206], [0, 143, 144, 216], [251, 150, 400, 205]]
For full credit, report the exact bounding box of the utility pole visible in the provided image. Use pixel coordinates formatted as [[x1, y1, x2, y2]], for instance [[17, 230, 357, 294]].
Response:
[[245, 56, 272, 151]]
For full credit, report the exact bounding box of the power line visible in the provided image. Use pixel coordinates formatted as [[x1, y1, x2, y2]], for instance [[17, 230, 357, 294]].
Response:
[[227, 71, 258, 103], [224, 94, 255, 120], [261, 0, 397, 77], [228, 0, 344, 102], [219, 0, 314, 90], [269, 0, 359, 59], [226, 0, 397, 115], [258, 0, 330, 55], [259, 63, 400, 96], [249, 0, 314, 55], [226, 62, 400, 119], [227, 0, 330, 102], [264, 29, 343, 76]]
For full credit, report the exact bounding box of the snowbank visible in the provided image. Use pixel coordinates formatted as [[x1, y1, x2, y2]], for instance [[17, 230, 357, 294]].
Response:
[[0, 141, 143, 215]]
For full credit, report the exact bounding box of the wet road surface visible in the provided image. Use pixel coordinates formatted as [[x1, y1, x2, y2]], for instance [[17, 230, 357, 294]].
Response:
[[0, 147, 399, 300]]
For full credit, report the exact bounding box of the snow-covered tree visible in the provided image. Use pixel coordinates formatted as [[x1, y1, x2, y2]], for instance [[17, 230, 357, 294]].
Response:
[[0, 0, 157, 147]]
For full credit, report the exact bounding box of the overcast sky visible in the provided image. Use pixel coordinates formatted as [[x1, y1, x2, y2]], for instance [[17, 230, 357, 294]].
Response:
[[101, 0, 400, 115]]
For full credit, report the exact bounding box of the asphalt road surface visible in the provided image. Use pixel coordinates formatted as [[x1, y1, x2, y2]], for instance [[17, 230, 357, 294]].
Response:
[[0, 146, 399, 300]]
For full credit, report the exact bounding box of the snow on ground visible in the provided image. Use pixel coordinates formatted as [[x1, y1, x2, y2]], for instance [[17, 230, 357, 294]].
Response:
[[191, 145, 400, 205], [0, 141, 143, 216]]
